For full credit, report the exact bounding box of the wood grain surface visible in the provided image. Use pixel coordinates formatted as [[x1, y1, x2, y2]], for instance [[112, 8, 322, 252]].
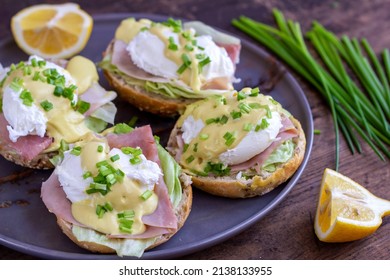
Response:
[[0, 0, 390, 260]]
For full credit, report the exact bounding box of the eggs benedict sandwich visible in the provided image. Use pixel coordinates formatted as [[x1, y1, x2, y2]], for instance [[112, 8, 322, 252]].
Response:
[[167, 87, 306, 198], [0, 55, 117, 169], [100, 17, 241, 116], [41, 124, 192, 257]]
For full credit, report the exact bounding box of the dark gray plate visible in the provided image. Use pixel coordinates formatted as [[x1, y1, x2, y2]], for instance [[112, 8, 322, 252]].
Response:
[[0, 13, 313, 259]]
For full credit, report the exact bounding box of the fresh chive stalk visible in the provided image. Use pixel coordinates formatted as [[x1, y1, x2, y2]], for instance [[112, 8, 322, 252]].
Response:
[[232, 9, 390, 169]]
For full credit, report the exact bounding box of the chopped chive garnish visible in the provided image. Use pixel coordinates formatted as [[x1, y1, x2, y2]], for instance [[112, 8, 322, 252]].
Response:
[[314, 129, 321, 135], [230, 110, 242, 119], [223, 131, 234, 140], [237, 90, 247, 101], [186, 155, 195, 163], [249, 87, 260, 96], [37, 60, 46, 68], [204, 162, 231, 176], [121, 146, 142, 156], [53, 86, 63, 97], [243, 123, 253, 131], [31, 58, 38, 67], [96, 160, 108, 168], [177, 53, 192, 74], [110, 154, 120, 162], [96, 205, 105, 218], [40, 100, 53, 111], [198, 56, 211, 73], [220, 115, 229, 124], [128, 116, 138, 127], [23, 66, 32, 76], [130, 157, 142, 165], [76, 100, 90, 114], [223, 131, 236, 146], [168, 36, 178, 51], [104, 202, 113, 211], [206, 118, 217, 125], [140, 190, 153, 200], [193, 143, 198, 152], [97, 145, 103, 153], [32, 71, 40, 81], [114, 123, 133, 134], [140, 26, 149, 32], [118, 210, 135, 219], [255, 118, 270, 131], [185, 43, 194, 51], [60, 139, 69, 152], [195, 53, 206, 60], [19, 89, 34, 106], [199, 133, 209, 140], [83, 171, 92, 179], [10, 77, 23, 92], [70, 146, 82, 156], [198, 46, 205, 51], [239, 102, 252, 114], [163, 17, 182, 33], [225, 137, 236, 146], [183, 143, 189, 153], [99, 165, 111, 176]]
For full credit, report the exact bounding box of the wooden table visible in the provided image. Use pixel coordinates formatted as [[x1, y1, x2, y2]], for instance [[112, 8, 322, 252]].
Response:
[[0, 0, 389, 260]]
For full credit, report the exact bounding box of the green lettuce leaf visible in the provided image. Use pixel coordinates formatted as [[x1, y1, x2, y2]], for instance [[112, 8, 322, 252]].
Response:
[[157, 143, 183, 208], [262, 140, 295, 172], [99, 57, 231, 99], [72, 226, 156, 258]]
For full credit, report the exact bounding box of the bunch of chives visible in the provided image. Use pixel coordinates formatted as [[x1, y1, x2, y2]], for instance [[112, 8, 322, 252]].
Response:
[[232, 9, 390, 170]]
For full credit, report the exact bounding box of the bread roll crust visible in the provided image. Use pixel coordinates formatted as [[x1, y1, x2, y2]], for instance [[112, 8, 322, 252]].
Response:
[[56, 173, 193, 254], [168, 117, 306, 198], [0, 146, 56, 169]]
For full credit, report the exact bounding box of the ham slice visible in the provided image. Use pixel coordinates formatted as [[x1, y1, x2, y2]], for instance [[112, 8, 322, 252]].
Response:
[[41, 172, 84, 227], [41, 125, 178, 239], [79, 82, 117, 117], [0, 114, 52, 161], [217, 43, 241, 65]]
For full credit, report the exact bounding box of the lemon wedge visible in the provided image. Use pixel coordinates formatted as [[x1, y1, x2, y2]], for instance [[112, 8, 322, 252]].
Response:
[[314, 168, 390, 242], [11, 3, 93, 59]]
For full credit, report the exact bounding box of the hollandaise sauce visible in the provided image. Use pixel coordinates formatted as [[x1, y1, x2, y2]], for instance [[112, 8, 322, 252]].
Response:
[[177, 88, 284, 175], [68, 139, 158, 235], [0, 56, 99, 152], [115, 18, 214, 91]]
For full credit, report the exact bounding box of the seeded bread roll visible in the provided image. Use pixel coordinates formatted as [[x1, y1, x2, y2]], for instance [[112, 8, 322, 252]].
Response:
[[167, 91, 306, 198], [56, 172, 192, 254], [102, 42, 195, 116]]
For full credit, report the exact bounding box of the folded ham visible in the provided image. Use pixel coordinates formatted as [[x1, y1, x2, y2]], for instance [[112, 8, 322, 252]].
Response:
[[41, 125, 178, 239], [0, 113, 52, 161]]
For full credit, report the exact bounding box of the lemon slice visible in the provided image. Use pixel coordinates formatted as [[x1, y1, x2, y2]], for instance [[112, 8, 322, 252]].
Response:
[[314, 168, 390, 242], [11, 3, 93, 59]]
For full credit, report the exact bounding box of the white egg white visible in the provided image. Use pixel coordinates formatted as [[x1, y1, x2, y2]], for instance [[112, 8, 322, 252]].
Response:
[[126, 29, 235, 82], [56, 147, 162, 203], [2, 85, 47, 142], [127, 31, 179, 79], [219, 111, 282, 165]]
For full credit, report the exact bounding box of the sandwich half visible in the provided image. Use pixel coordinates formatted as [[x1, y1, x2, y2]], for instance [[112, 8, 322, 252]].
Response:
[[167, 87, 306, 198], [0, 55, 117, 169], [41, 124, 192, 257], [100, 17, 241, 116]]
